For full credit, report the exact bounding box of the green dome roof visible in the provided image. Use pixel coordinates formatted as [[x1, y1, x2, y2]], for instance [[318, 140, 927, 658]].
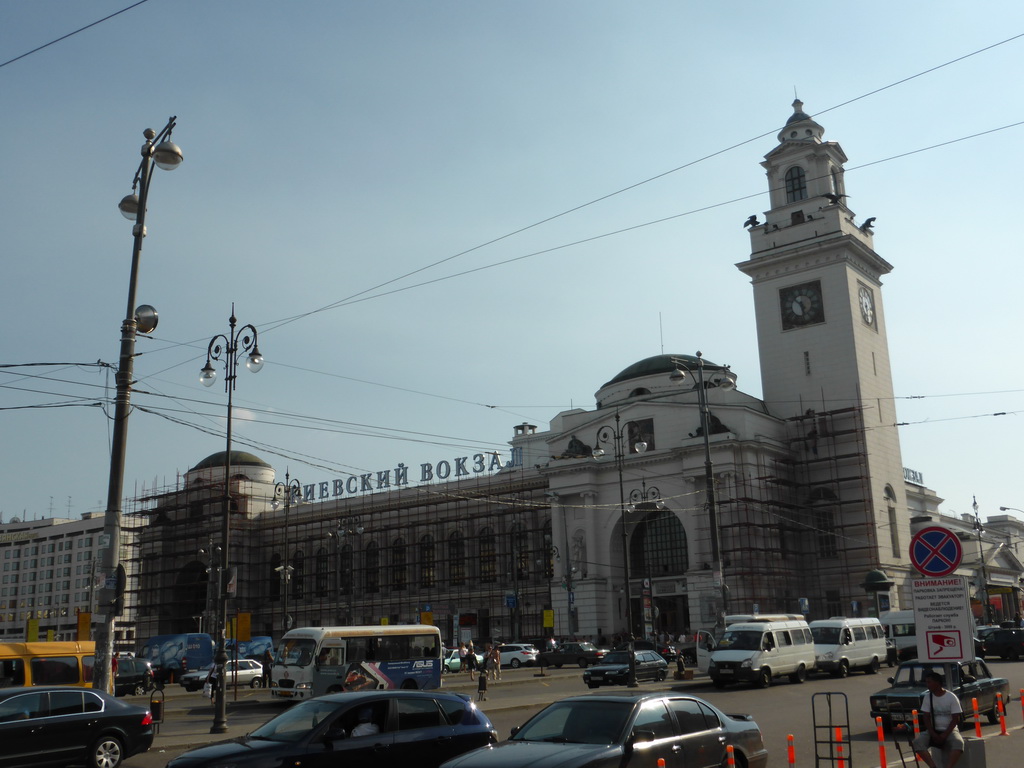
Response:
[[602, 354, 721, 389], [189, 450, 271, 472]]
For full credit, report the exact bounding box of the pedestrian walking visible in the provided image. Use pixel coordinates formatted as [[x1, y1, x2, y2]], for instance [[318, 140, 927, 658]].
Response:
[[261, 649, 273, 688], [465, 644, 477, 676], [488, 645, 501, 681], [476, 667, 487, 702]]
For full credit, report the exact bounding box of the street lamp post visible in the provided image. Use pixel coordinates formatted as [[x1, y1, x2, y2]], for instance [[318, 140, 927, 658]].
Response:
[[330, 517, 364, 623], [669, 352, 736, 637], [273, 473, 302, 640], [200, 308, 263, 733], [95, 118, 183, 693], [974, 497, 992, 623], [594, 412, 648, 688]]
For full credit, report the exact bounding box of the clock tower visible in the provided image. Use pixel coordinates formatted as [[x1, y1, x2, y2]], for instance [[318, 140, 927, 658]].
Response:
[[737, 100, 912, 607]]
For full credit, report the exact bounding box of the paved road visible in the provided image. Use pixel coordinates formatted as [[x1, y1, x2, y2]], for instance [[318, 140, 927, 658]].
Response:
[[125, 661, 1024, 767]]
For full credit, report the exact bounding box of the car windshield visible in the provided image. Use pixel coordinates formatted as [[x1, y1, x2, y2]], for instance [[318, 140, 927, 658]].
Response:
[[513, 700, 632, 745], [812, 627, 841, 644], [718, 630, 763, 651], [891, 664, 949, 687], [601, 652, 631, 665], [277, 638, 317, 667], [575, 643, 598, 652], [250, 699, 342, 742]]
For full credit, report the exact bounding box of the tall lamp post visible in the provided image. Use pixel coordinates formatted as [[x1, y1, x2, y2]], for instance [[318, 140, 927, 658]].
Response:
[[594, 412, 648, 688], [973, 497, 992, 623], [95, 118, 183, 693], [329, 516, 364, 623], [200, 308, 263, 733], [273, 473, 302, 640], [669, 352, 735, 636]]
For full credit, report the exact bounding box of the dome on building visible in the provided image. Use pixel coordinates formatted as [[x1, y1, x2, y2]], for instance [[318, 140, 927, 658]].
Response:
[[189, 451, 272, 472], [602, 354, 727, 389], [777, 99, 824, 143], [595, 353, 737, 409]]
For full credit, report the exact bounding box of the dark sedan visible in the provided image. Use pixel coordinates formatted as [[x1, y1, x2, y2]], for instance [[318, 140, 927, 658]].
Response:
[[869, 658, 1009, 731], [584, 650, 669, 688], [0, 686, 154, 768], [441, 692, 768, 768], [167, 690, 497, 768], [114, 657, 155, 697], [537, 642, 606, 668]]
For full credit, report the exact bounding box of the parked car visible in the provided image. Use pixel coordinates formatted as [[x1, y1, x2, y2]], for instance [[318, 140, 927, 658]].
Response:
[[166, 690, 497, 768], [537, 641, 606, 668], [179, 659, 264, 691], [868, 658, 1009, 731], [440, 691, 768, 768], [985, 628, 1024, 659], [0, 685, 154, 768], [498, 644, 538, 668], [114, 657, 155, 697], [583, 650, 669, 688], [620, 639, 679, 662], [524, 637, 557, 653]]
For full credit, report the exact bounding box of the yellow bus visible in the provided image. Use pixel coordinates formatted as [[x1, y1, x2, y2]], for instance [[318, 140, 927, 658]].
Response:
[[0, 641, 95, 688]]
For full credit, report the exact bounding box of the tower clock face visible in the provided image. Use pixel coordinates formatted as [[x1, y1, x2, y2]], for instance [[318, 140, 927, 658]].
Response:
[[858, 283, 876, 327], [779, 280, 825, 330]]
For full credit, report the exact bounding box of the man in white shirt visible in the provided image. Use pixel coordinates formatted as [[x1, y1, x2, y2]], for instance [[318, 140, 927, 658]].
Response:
[[912, 670, 964, 768], [350, 707, 380, 738]]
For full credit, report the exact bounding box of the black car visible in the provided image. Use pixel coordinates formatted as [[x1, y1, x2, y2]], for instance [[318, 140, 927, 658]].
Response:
[[167, 690, 497, 768], [0, 686, 154, 768], [618, 639, 678, 663], [583, 650, 669, 688], [440, 692, 768, 768], [985, 629, 1024, 660], [114, 657, 155, 697], [537, 642, 606, 668], [869, 658, 1009, 731]]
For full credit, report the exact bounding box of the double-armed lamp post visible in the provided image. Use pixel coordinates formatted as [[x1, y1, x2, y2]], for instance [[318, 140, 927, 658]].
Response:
[[95, 119, 183, 693], [200, 309, 263, 733], [273, 473, 302, 639]]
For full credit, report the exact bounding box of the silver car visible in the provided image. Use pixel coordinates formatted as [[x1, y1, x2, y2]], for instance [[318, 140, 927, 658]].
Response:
[[180, 659, 265, 691]]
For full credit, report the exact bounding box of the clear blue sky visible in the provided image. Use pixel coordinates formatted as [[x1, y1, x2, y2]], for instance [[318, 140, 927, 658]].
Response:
[[2, 1, 1023, 531]]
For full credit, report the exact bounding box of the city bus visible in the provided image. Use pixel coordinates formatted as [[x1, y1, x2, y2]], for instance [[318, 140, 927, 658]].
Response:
[[0, 641, 95, 688], [271, 625, 442, 700]]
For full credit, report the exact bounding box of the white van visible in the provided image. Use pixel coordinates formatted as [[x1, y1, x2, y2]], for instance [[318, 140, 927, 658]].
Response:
[[707, 619, 816, 688], [809, 617, 886, 676], [879, 610, 917, 661]]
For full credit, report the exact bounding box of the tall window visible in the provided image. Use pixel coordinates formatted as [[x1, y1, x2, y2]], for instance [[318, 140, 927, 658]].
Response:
[[510, 523, 528, 581], [392, 538, 407, 591], [339, 544, 353, 596], [479, 527, 497, 583], [291, 551, 304, 600], [419, 534, 435, 589], [630, 508, 688, 577], [365, 542, 379, 593], [785, 166, 807, 202], [315, 547, 329, 595], [448, 531, 465, 586]]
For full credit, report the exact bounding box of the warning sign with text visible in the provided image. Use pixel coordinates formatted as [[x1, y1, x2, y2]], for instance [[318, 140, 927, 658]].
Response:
[[911, 576, 974, 663]]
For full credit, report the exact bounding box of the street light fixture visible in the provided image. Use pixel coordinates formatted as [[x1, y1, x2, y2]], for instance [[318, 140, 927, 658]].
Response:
[[273, 473, 302, 639], [669, 352, 735, 637], [95, 118, 183, 693], [200, 307, 263, 734], [594, 411, 648, 688]]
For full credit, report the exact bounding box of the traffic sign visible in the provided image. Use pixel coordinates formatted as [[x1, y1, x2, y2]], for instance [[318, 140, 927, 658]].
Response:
[[909, 526, 963, 577]]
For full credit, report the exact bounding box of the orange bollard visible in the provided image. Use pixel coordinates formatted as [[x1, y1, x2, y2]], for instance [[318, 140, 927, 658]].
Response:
[[1020, 689, 1024, 726], [972, 697, 982, 738], [875, 717, 888, 768], [725, 744, 736, 767], [997, 692, 1008, 735], [835, 727, 845, 768], [787, 734, 796, 767], [912, 709, 920, 737], [657, 760, 665, 768]]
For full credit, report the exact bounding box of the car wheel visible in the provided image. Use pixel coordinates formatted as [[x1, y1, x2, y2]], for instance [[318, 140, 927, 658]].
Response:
[[987, 705, 999, 724], [834, 660, 850, 678], [250, 677, 261, 688], [511, 658, 521, 669], [755, 668, 771, 688], [401, 679, 418, 690], [133, 683, 147, 696], [788, 664, 806, 684], [577, 658, 588, 668], [722, 751, 748, 768], [658, 669, 667, 681], [868, 658, 880, 674], [1010, 650, 1020, 661], [443, 665, 451, 675], [90, 735, 124, 768]]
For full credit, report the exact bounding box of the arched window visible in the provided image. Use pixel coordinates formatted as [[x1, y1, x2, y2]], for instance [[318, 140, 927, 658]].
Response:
[[510, 522, 528, 581], [630, 508, 688, 577], [365, 542, 379, 593], [315, 547, 329, 595], [785, 166, 807, 203], [419, 534, 435, 589], [808, 487, 838, 557], [448, 531, 465, 586], [339, 544, 353, 596], [269, 553, 282, 600], [392, 538, 407, 591], [291, 551, 305, 601], [479, 527, 497, 583]]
